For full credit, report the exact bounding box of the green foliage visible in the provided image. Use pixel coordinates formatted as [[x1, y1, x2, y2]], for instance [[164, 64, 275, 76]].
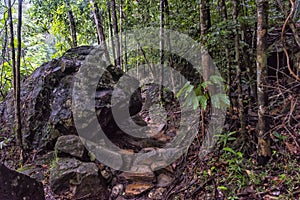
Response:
[[176, 81, 208, 110], [176, 75, 229, 110], [272, 131, 288, 142], [29, 0, 97, 57], [216, 131, 237, 148], [0, 1, 57, 99], [0, 136, 12, 149]]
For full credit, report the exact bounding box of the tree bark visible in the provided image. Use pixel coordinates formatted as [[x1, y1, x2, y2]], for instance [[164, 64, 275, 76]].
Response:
[[90, 0, 110, 62], [8, 0, 23, 158], [66, 2, 77, 48], [199, 0, 211, 139], [0, 13, 8, 99], [219, 0, 227, 19], [256, 0, 271, 165], [219, 0, 232, 110], [119, 0, 123, 70], [110, 0, 121, 68], [107, 0, 116, 66], [164, 0, 175, 93], [233, 0, 246, 135], [159, 0, 165, 98], [200, 0, 211, 82], [16, 0, 23, 150], [8, 0, 16, 96]]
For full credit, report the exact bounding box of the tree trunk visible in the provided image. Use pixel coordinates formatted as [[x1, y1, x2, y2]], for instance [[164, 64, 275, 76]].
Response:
[[0, 13, 8, 99], [8, 0, 23, 159], [256, 0, 271, 165], [219, 0, 227, 19], [219, 0, 232, 111], [199, 0, 211, 139], [159, 0, 165, 99], [16, 0, 23, 150], [90, 0, 110, 62], [200, 0, 211, 81], [110, 0, 121, 68], [124, 32, 128, 71], [107, 0, 116, 66], [233, 0, 246, 135], [165, 0, 175, 93], [67, 2, 77, 48], [8, 0, 16, 96], [119, 0, 123, 70]]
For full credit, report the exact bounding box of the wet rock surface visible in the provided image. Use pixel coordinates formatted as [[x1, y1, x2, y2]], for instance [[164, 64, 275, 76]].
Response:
[[0, 46, 183, 200], [0, 163, 45, 200], [55, 135, 87, 160], [49, 157, 108, 199], [0, 46, 143, 152]]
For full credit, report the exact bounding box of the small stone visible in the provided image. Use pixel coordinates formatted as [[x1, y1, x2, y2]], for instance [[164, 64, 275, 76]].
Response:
[[125, 182, 154, 196], [148, 188, 166, 199], [101, 169, 112, 180], [55, 135, 86, 160], [119, 171, 156, 182], [111, 184, 124, 198], [157, 173, 174, 187]]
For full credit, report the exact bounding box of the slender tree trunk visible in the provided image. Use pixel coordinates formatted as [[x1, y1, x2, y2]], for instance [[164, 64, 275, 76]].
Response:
[[107, 0, 116, 66], [8, 0, 23, 159], [110, 0, 121, 68], [119, 0, 123, 70], [200, 0, 211, 140], [219, 0, 227, 19], [8, 0, 16, 95], [218, 0, 230, 82], [122, 0, 128, 71], [200, 0, 211, 81], [124, 32, 128, 71], [256, 0, 271, 165], [164, 0, 175, 93], [219, 0, 232, 111], [90, 0, 110, 62], [66, 1, 77, 48], [159, 0, 165, 99], [0, 14, 8, 99], [233, 0, 246, 135], [16, 0, 23, 150]]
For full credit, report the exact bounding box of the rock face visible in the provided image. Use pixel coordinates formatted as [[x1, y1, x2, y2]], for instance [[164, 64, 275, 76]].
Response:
[[0, 46, 142, 151], [49, 157, 108, 199], [0, 163, 45, 200], [55, 135, 87, 160]]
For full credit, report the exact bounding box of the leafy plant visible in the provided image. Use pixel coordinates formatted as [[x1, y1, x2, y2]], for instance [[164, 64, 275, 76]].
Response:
[[216, 131, 237, 148], [0, 136, 13, 149], [272, 131, 287, 142], [176, 75, 230, 111]]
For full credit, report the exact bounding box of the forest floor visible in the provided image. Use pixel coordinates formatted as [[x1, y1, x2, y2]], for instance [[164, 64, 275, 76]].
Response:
[[0, 81, 300, 200]]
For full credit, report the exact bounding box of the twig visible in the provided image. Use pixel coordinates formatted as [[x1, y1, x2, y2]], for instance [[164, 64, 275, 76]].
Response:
[[281, 0, 300, 81], [187, 177, 214, 198]]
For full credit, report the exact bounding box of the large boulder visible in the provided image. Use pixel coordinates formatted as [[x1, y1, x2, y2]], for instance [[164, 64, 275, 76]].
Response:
[[0, 46, 142, 152], [49, 157, 108, 199], [0, 163, 45, 200]]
